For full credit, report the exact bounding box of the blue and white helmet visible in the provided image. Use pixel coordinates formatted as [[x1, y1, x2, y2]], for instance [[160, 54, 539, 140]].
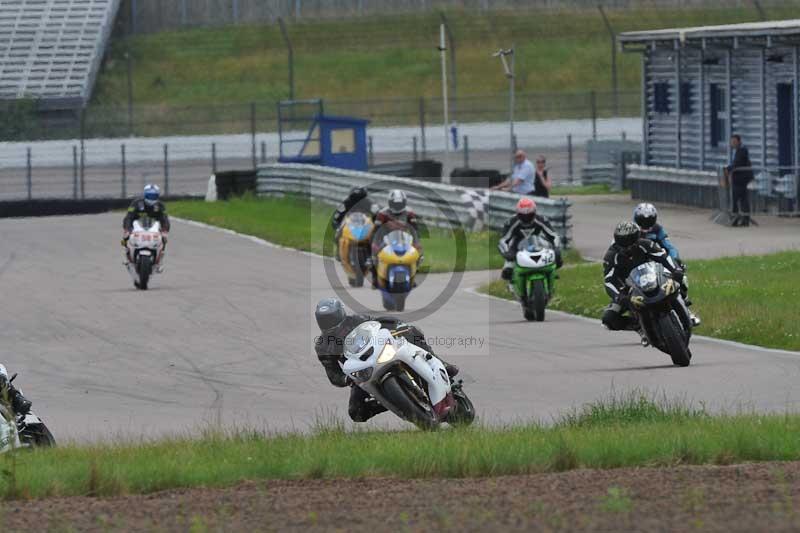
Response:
[[143, 184, 161, 207]]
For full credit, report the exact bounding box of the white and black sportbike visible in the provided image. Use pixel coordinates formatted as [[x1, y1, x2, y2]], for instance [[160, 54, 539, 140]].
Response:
[[125, 217, 164, 290], [342, 321, 475, 430], [627, 261, 693, 366], [0, 370, 55, 453]]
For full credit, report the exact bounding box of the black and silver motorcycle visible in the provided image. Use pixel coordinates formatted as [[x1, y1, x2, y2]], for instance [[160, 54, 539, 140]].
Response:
[[626, 261, 693, 366]]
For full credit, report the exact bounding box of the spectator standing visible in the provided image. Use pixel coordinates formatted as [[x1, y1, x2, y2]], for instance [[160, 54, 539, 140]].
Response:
[[725, 134, 754, 227], [533, 155, 552, 198], [491, 150, 535, 194]]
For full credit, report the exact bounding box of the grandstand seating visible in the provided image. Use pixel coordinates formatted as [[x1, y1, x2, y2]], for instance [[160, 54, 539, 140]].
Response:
[[0, 0, 121, 108]]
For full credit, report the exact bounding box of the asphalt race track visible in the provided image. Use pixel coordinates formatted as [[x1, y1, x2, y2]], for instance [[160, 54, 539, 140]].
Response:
[[3, 212, 800, 442]]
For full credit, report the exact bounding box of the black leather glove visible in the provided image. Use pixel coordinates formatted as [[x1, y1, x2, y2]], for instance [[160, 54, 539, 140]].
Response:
[[671, 269, 685, 283]]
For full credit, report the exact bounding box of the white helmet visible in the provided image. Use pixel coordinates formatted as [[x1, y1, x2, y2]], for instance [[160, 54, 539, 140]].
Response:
[[387, 189, 407, 215], [633, 203, 657, 231]]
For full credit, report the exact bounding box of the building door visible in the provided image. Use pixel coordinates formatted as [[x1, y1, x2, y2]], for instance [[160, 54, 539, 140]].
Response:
[[777, 83, 795, 172]]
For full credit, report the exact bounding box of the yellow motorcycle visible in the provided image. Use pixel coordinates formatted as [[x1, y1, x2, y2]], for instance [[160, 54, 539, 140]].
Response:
[[375, 229, 420, 311], [338, 212, 374, 287]]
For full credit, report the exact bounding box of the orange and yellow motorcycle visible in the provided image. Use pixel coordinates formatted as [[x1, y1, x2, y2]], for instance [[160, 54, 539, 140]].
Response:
[[338, 212, 375, 287]]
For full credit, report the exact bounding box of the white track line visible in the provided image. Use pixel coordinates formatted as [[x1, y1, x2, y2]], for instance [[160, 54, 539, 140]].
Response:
[[463, 286, 800, 357], [173, 216, 325, 259]]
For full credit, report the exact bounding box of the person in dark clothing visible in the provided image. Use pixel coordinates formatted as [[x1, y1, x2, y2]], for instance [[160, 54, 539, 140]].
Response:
[[601, 221, 684, 332], [331, 187, 379, 234], [532, 155, 552, 198], [331, 186, 379, 259], [122, 184, 171, 270], [497, 197, 562, 280], [725, 134, 755, 226], [0, 364, 31, 415], [314, 298, 458, 422]]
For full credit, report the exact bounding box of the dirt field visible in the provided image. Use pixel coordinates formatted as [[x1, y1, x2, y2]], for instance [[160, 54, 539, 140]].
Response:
[[3, 462, 800, 532]]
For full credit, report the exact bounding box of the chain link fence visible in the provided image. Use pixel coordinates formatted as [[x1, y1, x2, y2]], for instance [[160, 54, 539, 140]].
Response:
[[122, 0, 798, 33]]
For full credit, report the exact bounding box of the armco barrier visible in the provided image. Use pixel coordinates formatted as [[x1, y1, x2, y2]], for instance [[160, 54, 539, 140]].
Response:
[[256, 163, 572, 246], [0, 195, 201, 218], [627, 165, 718, 209]]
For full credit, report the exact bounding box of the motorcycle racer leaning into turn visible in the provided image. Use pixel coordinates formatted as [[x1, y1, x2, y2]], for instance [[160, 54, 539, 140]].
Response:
[[601, 221, 687, 333], [314, 298, 458, 422], [122, 184, 171, 270], [497, 197, 563, 281]]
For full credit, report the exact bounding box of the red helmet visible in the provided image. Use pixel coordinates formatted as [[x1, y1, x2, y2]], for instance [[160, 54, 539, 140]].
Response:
[[516, 197, 537, 224]]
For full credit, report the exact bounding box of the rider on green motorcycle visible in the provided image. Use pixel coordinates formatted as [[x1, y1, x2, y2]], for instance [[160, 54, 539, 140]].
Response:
[[497, 198, 562, 280]]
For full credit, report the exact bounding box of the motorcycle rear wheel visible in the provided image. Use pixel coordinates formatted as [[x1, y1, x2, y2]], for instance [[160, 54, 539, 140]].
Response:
[[658, 313, 691, 367], [448, 385, 476, 427], [382, 374, 439, 430], [19, 423, 55, 448]]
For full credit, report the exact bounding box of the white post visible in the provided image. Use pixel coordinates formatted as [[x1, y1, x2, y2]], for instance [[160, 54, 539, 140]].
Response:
[[440, 24, 450, 183], [509, 45, 515, 174]]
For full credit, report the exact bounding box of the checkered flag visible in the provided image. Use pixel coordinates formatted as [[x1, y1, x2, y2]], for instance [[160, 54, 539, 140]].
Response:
[[459, 189, 488, 232]]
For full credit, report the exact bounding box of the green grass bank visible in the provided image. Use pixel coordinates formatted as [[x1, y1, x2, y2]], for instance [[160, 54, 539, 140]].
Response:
[[3, 393, 800, 500], [480, 250, 800, 351], [94, 7, 800, 108]]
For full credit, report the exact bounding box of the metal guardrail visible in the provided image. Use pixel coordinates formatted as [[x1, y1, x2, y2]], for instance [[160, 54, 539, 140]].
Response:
[[581, 164, 615, 186], [627, 164, 800, 216], [256, 163, 572, 246]]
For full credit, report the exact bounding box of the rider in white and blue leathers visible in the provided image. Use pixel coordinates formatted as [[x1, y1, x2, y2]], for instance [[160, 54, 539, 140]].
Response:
[[633, 203, 700, 326], [634, 203, 680, 262]]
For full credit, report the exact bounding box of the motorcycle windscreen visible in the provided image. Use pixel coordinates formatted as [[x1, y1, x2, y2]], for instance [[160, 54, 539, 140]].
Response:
[[346, 213, 372, 241], [383, 230, 415, 256], [629, 262, 660, 292], [132, 217, 160, 233], [343, 321, 381, 360], [517, 234, 552, 253]]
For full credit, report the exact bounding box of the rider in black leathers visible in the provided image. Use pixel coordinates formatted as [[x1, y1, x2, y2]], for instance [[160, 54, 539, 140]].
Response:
[[314, 298, 458, 422], [601, 221, 683, 331], [331, 187, 379, 259]]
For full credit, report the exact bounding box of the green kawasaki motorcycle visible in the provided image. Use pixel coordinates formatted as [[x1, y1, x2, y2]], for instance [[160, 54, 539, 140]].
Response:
[[510, 235, 558, 322]]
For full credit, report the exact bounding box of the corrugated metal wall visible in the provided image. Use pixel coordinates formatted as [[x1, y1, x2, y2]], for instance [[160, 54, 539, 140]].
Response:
[[644, 44, 800, 174]]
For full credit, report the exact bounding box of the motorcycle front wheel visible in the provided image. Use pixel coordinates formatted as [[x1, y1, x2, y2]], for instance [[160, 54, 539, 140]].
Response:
[[137, 254, 153, 290], [382, 374, 439, 430], [658, 312, 691, 367]]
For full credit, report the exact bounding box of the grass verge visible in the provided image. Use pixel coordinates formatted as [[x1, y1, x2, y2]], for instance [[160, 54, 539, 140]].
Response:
[[479, 250, 800, 351], [172, 195, 590, 274], [94, 7, 800, 108], [3, 391, 800, 500]]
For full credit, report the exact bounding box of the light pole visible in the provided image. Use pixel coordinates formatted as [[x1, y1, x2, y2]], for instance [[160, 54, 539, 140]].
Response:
[[439, 24, 450, 183], [493, 46, 515, 172]]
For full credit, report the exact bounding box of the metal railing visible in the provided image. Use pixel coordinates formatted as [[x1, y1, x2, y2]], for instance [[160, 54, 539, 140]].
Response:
[[627, 163, 800, 217], [256, 163, 572, 245]]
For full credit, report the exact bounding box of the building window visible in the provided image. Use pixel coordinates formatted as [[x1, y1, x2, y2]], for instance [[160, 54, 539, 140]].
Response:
[[710, 84, 728, 147], [680, 82, 693, 115], [654, 82, 671, 114]]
